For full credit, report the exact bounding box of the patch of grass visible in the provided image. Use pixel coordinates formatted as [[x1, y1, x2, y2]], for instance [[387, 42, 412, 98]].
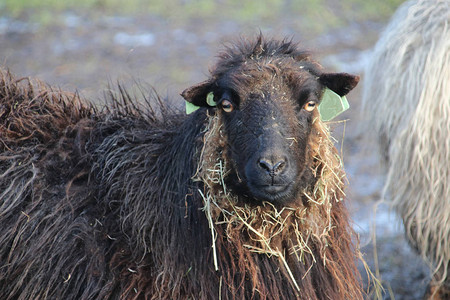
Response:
[[1, 0, 405, 31], [341, 0, 406, 22]]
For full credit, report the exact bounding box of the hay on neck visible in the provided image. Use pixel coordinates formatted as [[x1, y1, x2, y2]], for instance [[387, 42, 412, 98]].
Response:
[[194, 111, 348, 291]]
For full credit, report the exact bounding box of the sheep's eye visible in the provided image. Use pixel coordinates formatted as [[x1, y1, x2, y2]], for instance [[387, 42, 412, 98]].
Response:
[[303, 101, 316, 112], [221, 100, 234, 113]]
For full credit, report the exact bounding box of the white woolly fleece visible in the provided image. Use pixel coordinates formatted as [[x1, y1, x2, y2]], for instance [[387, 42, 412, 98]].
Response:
[[362, 0, 450, 286]]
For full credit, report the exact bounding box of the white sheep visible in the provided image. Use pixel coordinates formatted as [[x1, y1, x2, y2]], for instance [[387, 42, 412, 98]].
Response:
[[362, 0, 450, 297]]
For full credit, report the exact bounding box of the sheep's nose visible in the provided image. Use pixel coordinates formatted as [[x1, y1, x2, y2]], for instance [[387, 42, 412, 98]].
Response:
[[258, 157, 287, 176]]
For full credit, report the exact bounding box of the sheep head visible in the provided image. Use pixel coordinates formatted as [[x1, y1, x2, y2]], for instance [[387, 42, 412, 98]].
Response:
[[182, 36, 359, 205]]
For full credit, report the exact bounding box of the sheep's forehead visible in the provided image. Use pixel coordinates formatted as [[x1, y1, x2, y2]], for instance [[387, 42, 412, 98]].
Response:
[[224, 59, 319, 105]]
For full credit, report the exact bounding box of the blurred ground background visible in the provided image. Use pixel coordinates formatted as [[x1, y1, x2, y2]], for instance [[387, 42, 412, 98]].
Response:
[[0, 0, 431, 298]]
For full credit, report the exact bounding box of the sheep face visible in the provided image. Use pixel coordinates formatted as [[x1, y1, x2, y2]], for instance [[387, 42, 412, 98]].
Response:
[[212, 68, 320, 204], [182, 37, 359, 205]]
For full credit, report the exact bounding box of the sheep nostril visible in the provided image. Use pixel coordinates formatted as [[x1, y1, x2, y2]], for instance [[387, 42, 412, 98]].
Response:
[[273, 161, 285, 173], [259, 159, 273, 172]]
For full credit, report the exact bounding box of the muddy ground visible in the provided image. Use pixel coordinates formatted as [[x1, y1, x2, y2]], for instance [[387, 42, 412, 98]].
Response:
[[0, 6, 431, 299]]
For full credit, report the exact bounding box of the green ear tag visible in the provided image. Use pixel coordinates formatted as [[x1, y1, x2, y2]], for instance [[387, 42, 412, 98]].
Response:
[[318, 88, 350, 121], [206, 92, 216, 106], [185, 92, 216, 115], [185, 101, 200, 114]]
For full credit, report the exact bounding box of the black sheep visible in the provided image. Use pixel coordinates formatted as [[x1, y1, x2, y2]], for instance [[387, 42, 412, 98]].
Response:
[[0, 35, 363, 299]]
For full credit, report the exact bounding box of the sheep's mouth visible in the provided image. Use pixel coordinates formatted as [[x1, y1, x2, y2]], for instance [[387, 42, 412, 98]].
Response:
[[249, 183, 295, 203]]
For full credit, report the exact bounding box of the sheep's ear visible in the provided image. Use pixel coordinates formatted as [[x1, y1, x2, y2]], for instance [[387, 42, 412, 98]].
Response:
[[181, 79, 215, 107], [319, 72, 360, 96]]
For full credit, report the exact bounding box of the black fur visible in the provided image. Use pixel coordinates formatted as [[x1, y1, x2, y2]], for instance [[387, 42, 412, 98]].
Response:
[[0, 35, 362, 299]]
